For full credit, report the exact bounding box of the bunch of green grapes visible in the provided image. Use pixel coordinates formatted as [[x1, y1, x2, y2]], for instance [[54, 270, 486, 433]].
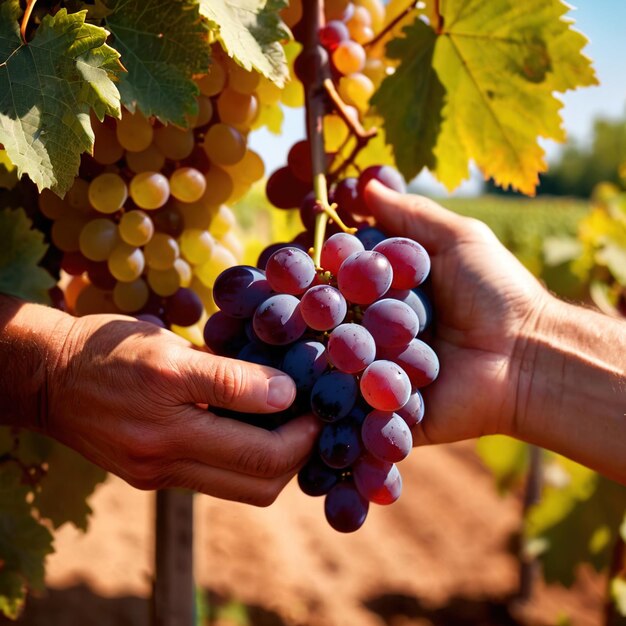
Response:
[[38, 48, 267, 344]]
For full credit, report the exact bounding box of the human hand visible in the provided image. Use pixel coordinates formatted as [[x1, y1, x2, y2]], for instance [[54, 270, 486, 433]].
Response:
[[364, 181, 549, 445], [43, 313, 320, 505]]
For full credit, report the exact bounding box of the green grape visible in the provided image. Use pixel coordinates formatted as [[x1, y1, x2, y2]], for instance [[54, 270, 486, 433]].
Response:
[[116, 110, 154, 152], [119, 210, 154, 246], [88, 172, 128, 214], [147, 266, 181, 297], [203, 124, 246, 166], [74, 284, 119, 316], [126, 145, 166, 174], [66, 178, 92, 213], [51, 215, 88, 252], [204, 166, 234, 206], [195, 243, 237, 288], [170, 167, 207, 203], [144, 233, 179, 270], [190, 276, 217, 315], [153, 126, 195, 160], [180, 228, 215, 265], [227, 60, 261, 95], [187, 96, 213, 128], [223, 149, 265, 184], [113, 278, 150, 312], [108, 243, 145, 282], [130, 172, 170, 210], [338, 72, 375, 113], [216, 89, 258, 127], [38, 189, 67, 219], [174, 258, 192, 288], [93, 124, 124, 165], [332, 41, 366, 75], [197, 61, 227, 97], [210, 205, 236, 238], [79, 218, 119, 262]]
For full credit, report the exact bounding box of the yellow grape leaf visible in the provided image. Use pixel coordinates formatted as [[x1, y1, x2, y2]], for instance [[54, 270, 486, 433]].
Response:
[[372, 0, 598, 195]]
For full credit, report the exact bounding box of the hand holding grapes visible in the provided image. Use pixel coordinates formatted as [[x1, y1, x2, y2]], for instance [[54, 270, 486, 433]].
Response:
[[0, 297, 320, 506], [364, 181, 626, 484]]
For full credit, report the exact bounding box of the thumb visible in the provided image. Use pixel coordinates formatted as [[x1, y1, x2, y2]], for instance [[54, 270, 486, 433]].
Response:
[[178, 350, 297, 413], [363, 180, 464, 254]]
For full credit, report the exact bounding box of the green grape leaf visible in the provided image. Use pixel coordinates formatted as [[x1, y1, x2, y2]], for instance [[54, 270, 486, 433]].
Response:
[[371, 0, 598, 195], [0, 208, 55, 304], [199, 0, 290, 86], [105, 0, 211, 126], [476, 435, 529, 493], [0, 1, 123, 195], [597, 243, 626, 286], [33, 441, 107, 531], [0, 465, 54, 619]]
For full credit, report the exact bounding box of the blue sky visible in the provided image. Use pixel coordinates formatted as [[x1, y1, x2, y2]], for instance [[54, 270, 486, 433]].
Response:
[[250, 1, 626, 191]]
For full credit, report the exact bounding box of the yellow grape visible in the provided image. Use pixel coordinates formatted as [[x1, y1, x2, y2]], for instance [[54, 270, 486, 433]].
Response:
[[88, 172, 128, 214], [280, 77, 304, 108], [197, 61, 227, 97], [217, 89, 258, 126], [147, 266, 181, 297], [66, 178, 92, 213], [51, 215, 88, 252], [175, 197, 217, 230], [180, 228, 215, 265], [153, 126, 195, 160], [119, 210, 154, 246], [74, 284, 119, 316], [187, 96, 213, 128], [219, 231, 244, 260], [256, 77, 282, 105], [129, 172, 170, 210], [223, 149, 265, 184], [323, 113, 350, 152], [338, 72, 375, 113], [348, 5, 372, 28], [363, 58, 388, 85], [280, 0, 302, 27], [126, 144, 166, 173], [174, 258, 192, 287], [227, 61, 261, 95], [195, 244, 237, 288], [209, 205, 236, 238], [113, 278, 150, 312], [169, 167, 207, 203], [144, 233, 179, 270], [250, 103, 284, 133], [38, 189, 67, 219], [93, 124, 124, 165], [190, 276, 217, 314], [170, 322, 205, 347], [204, 166, 233, 206], [349, 22, 374, 44], [108, 243, 145, 282], [332, 41, 366, 75], [227, 179, 252, 204], [355, 0, 385, 32], [116, 110, 153, 152], [64, 275, 89, 313], [79, 218, 119, 261], [203, 124, 246, 166]]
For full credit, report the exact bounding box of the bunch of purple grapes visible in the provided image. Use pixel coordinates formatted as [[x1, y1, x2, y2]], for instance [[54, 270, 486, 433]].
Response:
[[205, 229, 438, 532]]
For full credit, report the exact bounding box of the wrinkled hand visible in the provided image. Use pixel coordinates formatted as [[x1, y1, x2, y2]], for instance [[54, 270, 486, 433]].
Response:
[[364, 181, 548, 445], [44, 313, 320, 505]]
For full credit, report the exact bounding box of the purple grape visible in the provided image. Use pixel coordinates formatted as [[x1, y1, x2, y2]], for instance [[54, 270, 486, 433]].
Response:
[[327, 323, 376, 374], [310, 371, 358, 422], [281, 340, 328, 393], [386, 288, 430, 333], [324, 481, 369, 533], [257, 242, 305, 270], [362, 298, 419, 348], [337, 250, 393, 304], [165, 288, 203, 327], [358, 165, 406, 197], [319, 20, 350, 51], [318, 415, 363, 469], [213, 265, 273, 318], [136, 313, 167, 328], [353, 455, 402, 505], [265, 247, 316, 295], [361, 410, 413, 463], [237, 342, 283, 368], [333, 177, 366, 216], [378, 339, 440, 389], [320, 232, 365, 275], [397, 390, 425, 427], [373, 237, 431, 289], [300, 284, 347, 331], [203, 312, 247, 357], [360, 360, 412, 411], [355, 226, 387, 250], [298, 454, 340, 496], [252, 294, 307, 345], [299, 191, 321, 231]]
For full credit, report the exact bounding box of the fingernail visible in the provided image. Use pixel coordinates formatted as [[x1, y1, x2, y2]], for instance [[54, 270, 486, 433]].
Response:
[[268, 375, 296, 409]]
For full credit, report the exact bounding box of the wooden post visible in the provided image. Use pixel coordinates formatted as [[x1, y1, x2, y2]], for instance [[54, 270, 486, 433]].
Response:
[[153, 489, 195, 626]]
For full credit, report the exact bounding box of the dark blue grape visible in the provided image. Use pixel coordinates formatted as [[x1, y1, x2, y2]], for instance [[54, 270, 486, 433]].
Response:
[[237, 342, 283, 368], [310, 371, 358, 422], [281, 340, 328, 393], [298, 453, 340, 496], [355, 226, 387, 250], [213, 265, 273, 318], [319, 415, 364, 469], [324, 480, 369, 533], [203, 312, 247, 357]]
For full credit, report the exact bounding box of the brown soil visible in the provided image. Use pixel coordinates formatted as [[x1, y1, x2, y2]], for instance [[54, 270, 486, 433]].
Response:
[[7, 442, 605, 626]]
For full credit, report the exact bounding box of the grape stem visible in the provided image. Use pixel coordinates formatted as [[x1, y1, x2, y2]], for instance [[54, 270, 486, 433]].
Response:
[[363, 1, 419, 49], [20, 0, 38, 43]]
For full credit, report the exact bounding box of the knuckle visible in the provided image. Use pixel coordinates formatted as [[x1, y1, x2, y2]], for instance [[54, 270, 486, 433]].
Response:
[[210, 359, 246, 406]]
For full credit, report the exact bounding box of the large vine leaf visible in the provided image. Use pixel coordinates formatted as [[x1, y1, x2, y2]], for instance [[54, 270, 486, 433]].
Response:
[[0, 207, 54, 304], [372, 0, 598, 195], [0, 465, 54, 619], [0, 1, 123, 195], [105, 0, 211, 126], [199, 0, 290, 86]]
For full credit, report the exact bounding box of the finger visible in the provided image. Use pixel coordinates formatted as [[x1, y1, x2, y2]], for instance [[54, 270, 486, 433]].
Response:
[[177, 350, 297, 413], [363, 180, 465, 254], [173, 408, 321, 479]]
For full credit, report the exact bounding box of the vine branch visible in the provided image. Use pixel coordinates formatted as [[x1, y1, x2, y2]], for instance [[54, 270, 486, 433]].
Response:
[[20, 0, 38, 44], [364, 1, 417, 49]]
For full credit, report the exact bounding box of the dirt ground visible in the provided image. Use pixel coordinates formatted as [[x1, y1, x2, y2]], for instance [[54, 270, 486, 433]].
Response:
[[6, 441, 605, 626]]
